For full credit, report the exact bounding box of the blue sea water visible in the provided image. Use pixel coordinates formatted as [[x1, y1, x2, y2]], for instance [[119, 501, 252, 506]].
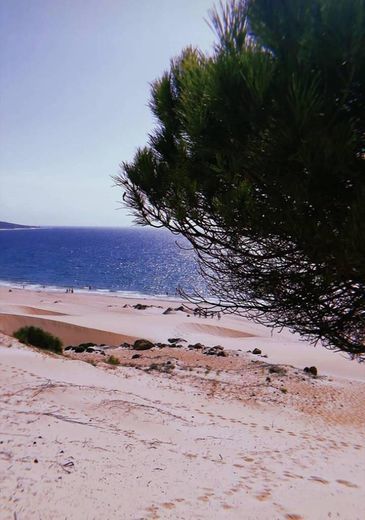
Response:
[[0, 227, 205, 297]]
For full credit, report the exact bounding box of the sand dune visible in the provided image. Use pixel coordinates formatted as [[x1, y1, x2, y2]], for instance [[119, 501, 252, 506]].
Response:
[[179, 322, 255, 338], [1, 341, 364, 520], [0, 286, 365, 519], [0, 313, 137, 346], [1, 286, 365, 381], [0, 304, 67, 316]]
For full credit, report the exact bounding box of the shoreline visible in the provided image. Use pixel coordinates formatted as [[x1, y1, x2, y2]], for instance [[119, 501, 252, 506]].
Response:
[[0, 279, 184, 304]]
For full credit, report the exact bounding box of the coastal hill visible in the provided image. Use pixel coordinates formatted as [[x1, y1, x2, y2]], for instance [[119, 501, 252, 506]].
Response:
[[0, 220, 37, 230]]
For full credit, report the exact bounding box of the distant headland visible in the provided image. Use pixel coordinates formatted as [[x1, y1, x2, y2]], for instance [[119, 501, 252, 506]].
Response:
[[0, 221, 39, 230]]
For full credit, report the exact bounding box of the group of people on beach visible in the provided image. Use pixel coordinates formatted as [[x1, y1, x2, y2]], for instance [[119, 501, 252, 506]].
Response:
[[65, 288, 74, 293], [193, 308, 221, 320]]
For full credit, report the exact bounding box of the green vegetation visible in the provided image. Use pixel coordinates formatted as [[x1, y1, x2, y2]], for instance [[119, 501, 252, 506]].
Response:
[[14, 326, 63, 354], [78, 342, 97, 348], [117, 0, 365, 359], [106, 355, 121, 365]]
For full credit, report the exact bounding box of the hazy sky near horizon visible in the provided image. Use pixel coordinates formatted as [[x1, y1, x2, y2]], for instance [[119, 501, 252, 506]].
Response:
[[0, 0, 214, 226]]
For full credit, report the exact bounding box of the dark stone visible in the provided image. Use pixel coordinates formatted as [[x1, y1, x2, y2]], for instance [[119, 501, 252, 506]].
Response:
[[74, 346, 86, 353], [120, 342, 131, 348], [269, 365, 287, 376], [163, 307, 173, 315], [132, 354, 141, 359], [168, 337, 186, 344], [64, 346, 73, 351], [154, 361, 175, 372], [133, 339, 155, 351], [310, 366, 318, 376], [134, 303, 148, 310], [175, 306, 185, 311], [266, 376, 271, 383], [85, 347, 105, 354], [252, 348, 262, 355], [189, 343, 204, 350], [304, 366, 318, 376], [78, 342, 97, 349], [203, 346, 227, 356]]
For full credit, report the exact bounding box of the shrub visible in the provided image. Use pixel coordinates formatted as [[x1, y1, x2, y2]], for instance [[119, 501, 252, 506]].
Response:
[[106, 355, 120, 365], [78, 342, 97, 349], [14, 326, 63, 354]]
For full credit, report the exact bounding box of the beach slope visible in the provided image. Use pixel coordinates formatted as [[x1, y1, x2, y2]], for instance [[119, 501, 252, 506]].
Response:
[[0, 287, 364, 519]]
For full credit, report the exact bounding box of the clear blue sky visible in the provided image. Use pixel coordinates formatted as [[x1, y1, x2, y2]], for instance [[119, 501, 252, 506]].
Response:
[[0, 0, 215, 226]]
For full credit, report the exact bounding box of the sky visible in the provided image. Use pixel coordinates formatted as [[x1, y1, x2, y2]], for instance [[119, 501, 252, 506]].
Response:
[[0, 0, 215, 226]]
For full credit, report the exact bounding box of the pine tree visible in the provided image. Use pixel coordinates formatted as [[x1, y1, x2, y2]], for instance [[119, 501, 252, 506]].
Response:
[[116, 0, 365, 358]]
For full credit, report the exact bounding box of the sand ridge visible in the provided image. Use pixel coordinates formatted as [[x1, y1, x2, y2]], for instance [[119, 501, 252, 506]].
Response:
[[0, 304, 68, 316], [178, 322, 255, 338]]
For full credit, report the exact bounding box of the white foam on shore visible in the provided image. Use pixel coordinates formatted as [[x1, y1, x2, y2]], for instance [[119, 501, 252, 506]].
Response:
[[0, 279, 183, 303], [0, 227, 41, 231]]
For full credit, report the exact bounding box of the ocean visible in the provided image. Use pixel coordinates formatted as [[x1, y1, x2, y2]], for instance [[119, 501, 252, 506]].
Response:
[[0, 227, 205, 298]]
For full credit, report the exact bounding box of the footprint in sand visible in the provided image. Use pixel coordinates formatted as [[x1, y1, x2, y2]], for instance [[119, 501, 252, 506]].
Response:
[[221, 503, 234, 510], [184, 452, 198, 459], [284, 471, 304, 480], [145, 505, 159, 518], [161, 502, 176, 510], [309, 476, 330, 485], [255, 490, 272, 501], [336, 479, 359, 488], [225, 490, 235, 496]]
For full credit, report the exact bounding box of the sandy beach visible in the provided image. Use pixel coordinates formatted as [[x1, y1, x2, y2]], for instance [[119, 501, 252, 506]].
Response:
[[0, 286, 364, 519]]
